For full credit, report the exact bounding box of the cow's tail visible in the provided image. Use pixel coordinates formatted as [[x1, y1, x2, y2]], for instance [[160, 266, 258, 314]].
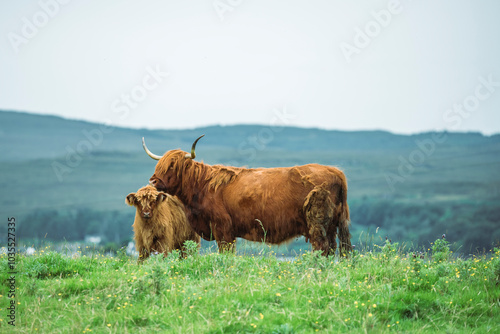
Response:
[[338, 172, 352, 257]]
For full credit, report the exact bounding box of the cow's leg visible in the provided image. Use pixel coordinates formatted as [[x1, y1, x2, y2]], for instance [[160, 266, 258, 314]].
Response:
[[303, 184, 335, 256], [210, 220, 236, 253], [338, 221, 352, 257], [337, 202, 352, 257], [216, 239, 236, 253], [326, 223, 338, 257]]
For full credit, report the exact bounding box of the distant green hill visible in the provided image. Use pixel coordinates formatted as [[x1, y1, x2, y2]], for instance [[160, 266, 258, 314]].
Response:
[[3, 110, 498, 162], [1, 110, 499, 252]]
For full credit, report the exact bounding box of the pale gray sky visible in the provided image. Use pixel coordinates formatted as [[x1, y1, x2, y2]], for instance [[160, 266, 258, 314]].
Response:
[[1, 0, 499, 134]]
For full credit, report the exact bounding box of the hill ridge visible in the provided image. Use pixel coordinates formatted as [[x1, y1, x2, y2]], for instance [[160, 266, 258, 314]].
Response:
[[2, 109, 499, 162]]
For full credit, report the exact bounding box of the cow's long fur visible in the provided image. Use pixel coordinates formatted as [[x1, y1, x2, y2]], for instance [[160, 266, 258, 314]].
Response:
[[149, 149, 351, 256], [126, 185, 200, 260]]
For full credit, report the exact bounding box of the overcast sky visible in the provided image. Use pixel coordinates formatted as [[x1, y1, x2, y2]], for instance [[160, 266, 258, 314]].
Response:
[[1, 0, 499, 135]]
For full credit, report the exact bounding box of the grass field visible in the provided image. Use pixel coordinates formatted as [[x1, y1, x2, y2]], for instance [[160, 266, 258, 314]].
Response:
[[1, 238, 499, 333]]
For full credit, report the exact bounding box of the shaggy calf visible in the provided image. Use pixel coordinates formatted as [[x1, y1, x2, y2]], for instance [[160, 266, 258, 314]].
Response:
[[125, 185, 200, 260]]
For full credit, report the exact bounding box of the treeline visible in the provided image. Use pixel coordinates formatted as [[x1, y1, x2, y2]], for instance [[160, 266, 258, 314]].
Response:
[[16, 209, 135, 247], [349, 201, 500, 252]]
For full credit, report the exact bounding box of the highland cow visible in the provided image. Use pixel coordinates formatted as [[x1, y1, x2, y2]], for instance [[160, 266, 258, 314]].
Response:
[[125, 185, 200, 261], [142, 135, 351, 256]]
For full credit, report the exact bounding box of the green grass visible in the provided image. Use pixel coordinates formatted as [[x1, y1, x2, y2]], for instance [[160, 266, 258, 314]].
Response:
[[1, 240, 499, 333]]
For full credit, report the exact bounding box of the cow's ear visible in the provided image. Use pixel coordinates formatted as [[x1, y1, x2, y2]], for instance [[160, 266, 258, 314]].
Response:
[[125, 193, 136, 206], [157, 193, 168, 203]]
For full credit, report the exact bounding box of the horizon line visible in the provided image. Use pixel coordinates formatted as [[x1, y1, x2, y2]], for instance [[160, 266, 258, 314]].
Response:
[[1, 108, 498, 137]]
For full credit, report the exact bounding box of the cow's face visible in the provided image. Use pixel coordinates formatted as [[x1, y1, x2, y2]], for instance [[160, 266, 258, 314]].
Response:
[[126, 186, 168, 220], [143, 136, 204, 194], [149, 151, 186, 193]]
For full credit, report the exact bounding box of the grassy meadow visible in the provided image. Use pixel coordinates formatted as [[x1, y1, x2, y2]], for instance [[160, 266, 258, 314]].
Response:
[[1, 238, 499, 333]]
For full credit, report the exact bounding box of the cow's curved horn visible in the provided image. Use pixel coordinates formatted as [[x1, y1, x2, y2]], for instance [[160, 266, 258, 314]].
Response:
[[142, 137, 162, 160], [185, 134, 205, 159]]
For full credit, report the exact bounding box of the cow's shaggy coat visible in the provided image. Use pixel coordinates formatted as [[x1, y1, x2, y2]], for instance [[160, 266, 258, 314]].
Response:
[[126, 185, 200, 260], [144, 137, 351, 256]]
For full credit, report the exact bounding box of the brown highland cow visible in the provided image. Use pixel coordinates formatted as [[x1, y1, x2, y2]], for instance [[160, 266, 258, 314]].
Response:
[[142, 135, 351, 256]]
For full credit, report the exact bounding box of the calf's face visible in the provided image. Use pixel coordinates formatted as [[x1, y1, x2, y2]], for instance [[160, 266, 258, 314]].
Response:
[[126, 187, 168, 220]]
